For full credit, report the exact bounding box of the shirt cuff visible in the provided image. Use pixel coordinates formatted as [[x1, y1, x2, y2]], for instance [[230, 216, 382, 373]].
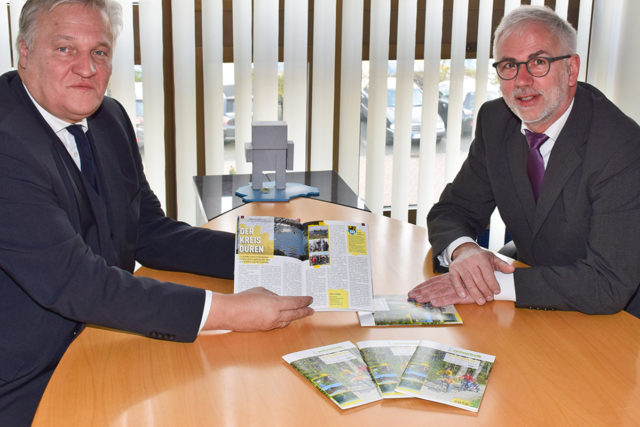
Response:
[[493, 272, 516, 301], [198, 290, 213, 333], [437, 236, 477, 267]]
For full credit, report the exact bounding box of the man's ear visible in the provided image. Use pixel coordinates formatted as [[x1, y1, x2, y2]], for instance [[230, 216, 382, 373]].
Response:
[[18, 38, 29, 69], [567, 54, 580, 87]]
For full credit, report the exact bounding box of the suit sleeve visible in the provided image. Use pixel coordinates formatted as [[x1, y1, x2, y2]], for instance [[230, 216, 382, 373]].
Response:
[[132, 159, 236, 279]]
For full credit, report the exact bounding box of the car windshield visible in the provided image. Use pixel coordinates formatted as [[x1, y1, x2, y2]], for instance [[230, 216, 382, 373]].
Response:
[[387, 88, 422, 107]]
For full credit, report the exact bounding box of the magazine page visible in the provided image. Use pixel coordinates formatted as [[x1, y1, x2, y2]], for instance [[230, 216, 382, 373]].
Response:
[[396, 340, 495, 412], [358, 295, 462, 326], [282, 341, 382, 409], [356, 340, 419, 398], [235, 215, 309, 297], [302, 221, 374, 311]]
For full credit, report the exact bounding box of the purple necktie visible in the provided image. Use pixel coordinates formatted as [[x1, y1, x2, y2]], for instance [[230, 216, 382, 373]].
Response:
[[524, 129, 549, 201]]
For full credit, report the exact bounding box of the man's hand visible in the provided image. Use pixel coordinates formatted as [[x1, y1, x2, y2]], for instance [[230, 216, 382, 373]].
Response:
[[448, 242, 514, 304], [204, 287, 314, 332], [408, 274, 476, 306], [408, 242, 515, 307]]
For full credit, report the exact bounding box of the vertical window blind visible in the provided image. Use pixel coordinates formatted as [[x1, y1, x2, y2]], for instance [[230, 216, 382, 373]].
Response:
[[202, 0, 225, 175], [138, 0, 167, 206], [309, 0, 337, 172], [0, 2, 11, 71], [337, 0, 363, 191], [283, 0, 309, 172]]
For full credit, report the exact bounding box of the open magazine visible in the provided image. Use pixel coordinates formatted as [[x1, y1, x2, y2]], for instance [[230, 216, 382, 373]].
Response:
[[234, 216, 374, 311], [283, 341, 382, 409], [396, 340, 495, 412], [284, 340, 495, 412], [358, 295, 462, 326]]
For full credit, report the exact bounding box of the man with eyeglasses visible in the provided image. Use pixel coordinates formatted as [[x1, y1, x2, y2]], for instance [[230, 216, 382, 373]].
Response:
[[409, 5, 640, 316]]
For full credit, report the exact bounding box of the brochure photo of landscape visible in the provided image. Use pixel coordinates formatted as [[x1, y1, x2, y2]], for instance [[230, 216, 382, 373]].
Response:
[[357, 340, 419, 398], [283, 342, 381, 409], [396, 340, 495, 412], [273, 217, 308, 260], [358, 295, 462, 326]]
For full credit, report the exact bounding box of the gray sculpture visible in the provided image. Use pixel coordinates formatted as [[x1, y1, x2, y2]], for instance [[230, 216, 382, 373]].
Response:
[[245, 121, 294, 190]]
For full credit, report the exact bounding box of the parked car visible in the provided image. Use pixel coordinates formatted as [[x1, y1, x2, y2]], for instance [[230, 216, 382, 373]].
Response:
[[461, 89, 500, 134], [361, 77, 446, 144], [438, 76, 501, 134]]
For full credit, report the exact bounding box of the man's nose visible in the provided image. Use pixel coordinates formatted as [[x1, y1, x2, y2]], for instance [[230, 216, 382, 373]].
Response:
[[72, 53, 96, 77], [514, 63, 534, 85]]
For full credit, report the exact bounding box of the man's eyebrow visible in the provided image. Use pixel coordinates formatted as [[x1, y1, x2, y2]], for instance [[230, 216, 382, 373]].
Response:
[[50, 34, 75, 41], [527, 50, 552, 59], [50, 34, 112, 49], [497, 50, 553, 62], [93, 41, 112, 49]]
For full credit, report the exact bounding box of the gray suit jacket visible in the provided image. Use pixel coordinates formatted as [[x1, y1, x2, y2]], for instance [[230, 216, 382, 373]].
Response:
[[428, 82, 640, 315], [0, 71, 235, 425]]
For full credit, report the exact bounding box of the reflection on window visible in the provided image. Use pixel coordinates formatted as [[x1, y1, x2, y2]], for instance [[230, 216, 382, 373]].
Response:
[[134, 65, 144, 156]]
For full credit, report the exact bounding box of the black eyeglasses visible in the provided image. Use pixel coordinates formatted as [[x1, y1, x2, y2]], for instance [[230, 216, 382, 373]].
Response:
[[492, 55, 572, 80]]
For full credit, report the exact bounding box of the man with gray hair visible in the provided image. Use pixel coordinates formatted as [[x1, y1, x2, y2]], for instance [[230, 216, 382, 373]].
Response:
[[409, 5, 640, 316], [0, 1, 313, 424]]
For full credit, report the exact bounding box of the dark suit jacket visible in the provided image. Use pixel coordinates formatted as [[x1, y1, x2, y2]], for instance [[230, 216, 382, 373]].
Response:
[[0, 71, 235, 425], [428, 82, 640, 316]]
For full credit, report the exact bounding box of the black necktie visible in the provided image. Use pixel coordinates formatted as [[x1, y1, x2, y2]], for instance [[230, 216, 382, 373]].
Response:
[[67, 124, 99, 193], [524, 129, 549, 201]]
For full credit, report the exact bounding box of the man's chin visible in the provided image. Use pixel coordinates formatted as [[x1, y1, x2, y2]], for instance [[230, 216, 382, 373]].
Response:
[[64, 103, 102, 122], [510, 107, 546, 128]]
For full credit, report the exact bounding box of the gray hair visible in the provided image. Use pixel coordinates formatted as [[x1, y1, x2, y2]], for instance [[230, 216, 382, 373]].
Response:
[[17, 0, 123, 50], [493, 5, 577, 59]]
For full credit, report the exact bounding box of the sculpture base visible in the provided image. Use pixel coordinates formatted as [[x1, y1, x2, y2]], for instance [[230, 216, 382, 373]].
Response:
[[235, 181, 320, 202]]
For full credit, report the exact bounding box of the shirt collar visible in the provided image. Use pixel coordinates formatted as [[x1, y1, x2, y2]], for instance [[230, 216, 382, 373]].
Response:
[[520, 98, 575, 141], [22, 83, 88, 133]]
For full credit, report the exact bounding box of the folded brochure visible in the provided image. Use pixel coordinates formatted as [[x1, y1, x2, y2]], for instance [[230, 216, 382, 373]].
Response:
[[358, 295, 462, 326], [396, 340, 495, 412], [283, 341, 381, 409], [283, 340, 495, 412]]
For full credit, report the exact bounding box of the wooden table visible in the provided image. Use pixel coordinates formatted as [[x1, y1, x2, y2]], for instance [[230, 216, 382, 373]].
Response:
[[32, 198, 640, 426]]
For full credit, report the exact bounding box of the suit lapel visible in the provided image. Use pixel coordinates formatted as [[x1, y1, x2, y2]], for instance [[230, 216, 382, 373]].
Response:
[[84, 119, 121, 266], [532, 87, 592, 237], [8, 75, 92, 236]]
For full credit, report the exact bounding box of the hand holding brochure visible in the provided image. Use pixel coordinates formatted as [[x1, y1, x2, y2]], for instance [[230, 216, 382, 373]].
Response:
[[234, 216, 374, 311]]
